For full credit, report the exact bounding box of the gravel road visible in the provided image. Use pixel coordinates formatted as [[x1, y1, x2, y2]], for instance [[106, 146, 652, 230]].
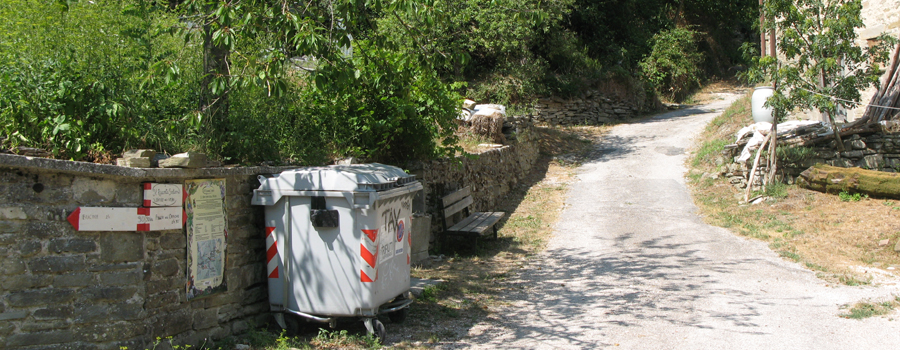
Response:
[[444, 93, 900, 349]]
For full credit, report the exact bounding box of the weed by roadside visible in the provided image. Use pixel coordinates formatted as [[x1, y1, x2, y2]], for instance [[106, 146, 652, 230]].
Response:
[[839, 191, 868, 202], [840, 296, 900, 319]]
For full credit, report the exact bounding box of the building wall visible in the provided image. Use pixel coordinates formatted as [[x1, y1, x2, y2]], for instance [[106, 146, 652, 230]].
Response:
[[851, 0, 900, 121]]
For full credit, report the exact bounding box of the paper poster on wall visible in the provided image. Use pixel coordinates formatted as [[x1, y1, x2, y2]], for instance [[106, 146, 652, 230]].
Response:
[[185, 178, 228, 301]]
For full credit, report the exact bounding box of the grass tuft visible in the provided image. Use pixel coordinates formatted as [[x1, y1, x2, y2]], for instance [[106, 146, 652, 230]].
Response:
[[841, 297, 900, 319]]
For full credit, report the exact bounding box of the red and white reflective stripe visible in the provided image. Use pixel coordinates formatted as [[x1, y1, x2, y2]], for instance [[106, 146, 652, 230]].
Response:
[[360, 229, 378, 282], [265, 227, 279, 278], [407, 224, 412, 265]]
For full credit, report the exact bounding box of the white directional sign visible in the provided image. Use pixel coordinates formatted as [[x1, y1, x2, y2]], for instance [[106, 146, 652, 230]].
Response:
[[143, 183, 184, 207], [67, 207, 183, 231]]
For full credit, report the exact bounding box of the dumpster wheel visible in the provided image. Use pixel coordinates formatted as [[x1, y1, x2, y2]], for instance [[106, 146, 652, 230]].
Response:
[[363, 318, 386, 341]]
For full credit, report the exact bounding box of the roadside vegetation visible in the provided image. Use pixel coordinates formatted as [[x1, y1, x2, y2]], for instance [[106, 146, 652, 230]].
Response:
[[688, 90, 900, 288], [1, 0, 758, 165], [841, 296, 900, 320]]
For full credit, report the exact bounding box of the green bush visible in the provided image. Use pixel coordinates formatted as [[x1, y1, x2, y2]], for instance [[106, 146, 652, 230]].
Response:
[[0, 0, 199, 160], [639, 27, 704, 102]]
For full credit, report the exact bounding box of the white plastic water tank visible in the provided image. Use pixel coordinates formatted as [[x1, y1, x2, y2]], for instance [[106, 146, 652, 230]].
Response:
[[751, 86, 775, 123]]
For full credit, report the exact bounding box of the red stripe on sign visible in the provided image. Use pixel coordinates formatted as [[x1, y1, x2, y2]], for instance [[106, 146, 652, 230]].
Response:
[[67, 208, 81, 231], [137, 207, 150, 216], [143, 199, 151, 207], [136, 223, 150, 231], [360, 270, 373, 282], [268, 267, 279, 279], [360, 244, 376, 268], [143, 183, 152, 190], [362, 229, 378, 242], [407, 254, 410, 265], [266, 242, 278, 263], [265, 227, 275, 237]]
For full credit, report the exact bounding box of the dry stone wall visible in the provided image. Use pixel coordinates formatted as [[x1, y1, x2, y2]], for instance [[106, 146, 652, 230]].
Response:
[[783, 134, 900, 175], [720, 133, 900, 189], [0, 154, 289, 350], [509, 90, 657, 126]]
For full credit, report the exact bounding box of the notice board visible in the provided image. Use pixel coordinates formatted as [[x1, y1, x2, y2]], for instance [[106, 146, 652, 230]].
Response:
[[185, 178, 227, 300]]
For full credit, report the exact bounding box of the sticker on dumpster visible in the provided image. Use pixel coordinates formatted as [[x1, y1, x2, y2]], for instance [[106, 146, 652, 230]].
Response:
[[379, 225, 394, 264], [395, 218, 407, 257]]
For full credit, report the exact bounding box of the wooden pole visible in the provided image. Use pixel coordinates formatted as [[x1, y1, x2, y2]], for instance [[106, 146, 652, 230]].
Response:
[[760, 0, 767, 57], [745, 133, 772, 202], [769, 29, 776, 60]]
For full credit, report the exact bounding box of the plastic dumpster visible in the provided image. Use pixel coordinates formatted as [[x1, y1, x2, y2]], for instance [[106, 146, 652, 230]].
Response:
[[251, 163, 422, 339]]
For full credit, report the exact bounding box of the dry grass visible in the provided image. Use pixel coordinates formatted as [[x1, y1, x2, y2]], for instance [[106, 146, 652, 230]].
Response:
[[688, 88, 900, 286], [683, 79, 751, 105]]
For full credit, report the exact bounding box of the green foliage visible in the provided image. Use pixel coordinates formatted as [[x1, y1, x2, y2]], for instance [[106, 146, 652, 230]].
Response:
[[0, 0, 198, 160], [0, 0, 464, 164], [0, 0, 762, 164], [693, 139, 729, 167], [776, 146, 816, 164], [311, 329, 382, 349], [378, 0, 603, 105], [640, 27, 704, 101], [764, 181, 790, 199], [419, 283, 448, 302], [842, 300, 897, 319], [567, 0, 758, 77], [839, 191, 867, 202]]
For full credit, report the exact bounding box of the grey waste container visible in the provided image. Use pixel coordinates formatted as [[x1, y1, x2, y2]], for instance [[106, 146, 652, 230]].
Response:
[[251, 163, 422, 339]]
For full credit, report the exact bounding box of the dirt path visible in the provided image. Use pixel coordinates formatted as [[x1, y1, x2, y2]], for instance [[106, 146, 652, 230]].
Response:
[[442, 93, 900, 349]]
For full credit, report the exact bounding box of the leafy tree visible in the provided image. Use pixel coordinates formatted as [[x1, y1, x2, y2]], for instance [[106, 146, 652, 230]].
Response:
[[748, 0, 897, 151], [639, 26, 704, 101]]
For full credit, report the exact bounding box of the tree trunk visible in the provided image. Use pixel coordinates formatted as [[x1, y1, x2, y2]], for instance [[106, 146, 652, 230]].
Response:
[[797, 164, 900, 199], [200, 20, 230, 151], [824, 109, 845, 152]]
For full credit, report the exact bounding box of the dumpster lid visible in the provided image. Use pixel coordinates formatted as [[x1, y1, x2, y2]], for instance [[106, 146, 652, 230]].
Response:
[[255, 163, 417, 193]]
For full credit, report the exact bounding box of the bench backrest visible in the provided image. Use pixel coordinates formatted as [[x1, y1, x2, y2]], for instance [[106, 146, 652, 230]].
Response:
[[440, 186, 473, 227]]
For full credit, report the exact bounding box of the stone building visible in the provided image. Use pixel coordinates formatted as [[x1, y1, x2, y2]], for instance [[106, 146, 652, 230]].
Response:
[[853, 0, 900, 121]]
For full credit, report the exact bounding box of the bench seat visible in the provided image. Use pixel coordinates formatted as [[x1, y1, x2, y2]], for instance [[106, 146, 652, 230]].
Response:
[[440, 186, 504, 251]]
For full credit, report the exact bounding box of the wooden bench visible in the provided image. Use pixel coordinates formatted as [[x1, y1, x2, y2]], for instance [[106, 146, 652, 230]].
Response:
[[440, 186, 505, 251]]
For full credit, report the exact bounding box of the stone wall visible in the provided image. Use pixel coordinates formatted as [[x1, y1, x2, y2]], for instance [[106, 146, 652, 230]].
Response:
[[783, 133, 900, 175], [720, 133, 900, 189], [509, 90, 657, 126], [0, 131, 541, 348], [0, 154, 288, 350]]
